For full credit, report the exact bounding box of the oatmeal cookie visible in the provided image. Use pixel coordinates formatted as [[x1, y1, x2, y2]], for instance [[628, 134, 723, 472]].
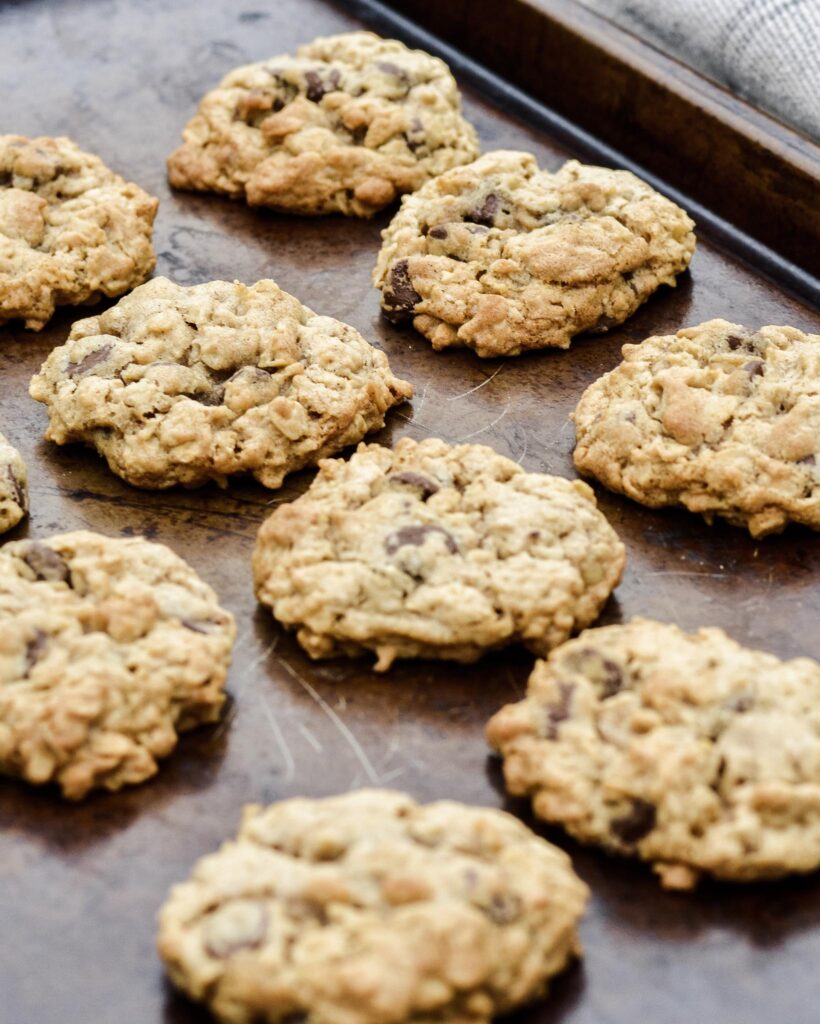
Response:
[[374, 150, 695, 357], [30, 276, 412, 490], [167, 32, 479, 217], [0, 134, 157, 329], [157, 789, 588, 1024], [572, 319, 820, 536], [0, 530, 235, 798], [253, 436, 625, 669], [487, 618, 820, 889], [0, 432, 28, 533]]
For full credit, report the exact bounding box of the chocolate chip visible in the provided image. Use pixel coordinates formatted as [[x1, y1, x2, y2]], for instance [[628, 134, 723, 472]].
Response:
[[20, 542, 70, 583], [562, 647, 623, 698], [610, 798, 656, 845], [382, 259, 421, 322], [376, 60, 408, 81], [181, 618, 220, 634], [388, 471, 440, 500], [600, 660, 623, 699], [726, 335, 744, 350], [484, 892, 523, 925], [743, 359, 765, 377], [465, 192, 500, 227], [4, 464, 26, 510], [285, 896, 329, 925], [67, 343, 112, 378], [545, 682, 575, 739], [404, 116, 425, 152], [24, 629, 48, 675], [304, 68, 340, 102], [725, 691, 754, 712], [798, 454, 816, 466], [0, 169, 12, 186], [384, 524, 458, 555], [428, 226, 448, 239], [187, 387, 225, 407], [204, 903, 269, 959]]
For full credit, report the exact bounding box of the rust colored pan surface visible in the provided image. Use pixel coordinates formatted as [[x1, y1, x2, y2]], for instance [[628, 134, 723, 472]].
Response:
[[0, 1, 818, 1022]]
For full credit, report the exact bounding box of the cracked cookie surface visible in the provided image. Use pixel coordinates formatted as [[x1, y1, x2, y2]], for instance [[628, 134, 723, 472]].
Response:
[[157, 788, 588, 1024], [373, 150, 695, 357], [0, 530, 235, 799], [167, 31, 479, 217], [253, 436, 625, 670], [0, 135, 158, 330], [0, 432, 28, 533], [572, 319, 820, 537], [487, 618, 820, 889], [30, 276, 412, 490]]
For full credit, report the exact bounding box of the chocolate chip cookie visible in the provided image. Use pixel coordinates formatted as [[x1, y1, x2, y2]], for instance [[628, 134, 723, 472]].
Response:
[[373, 150, 696, 357], [157, 789, 588, 1024], [0, 432, 28, 533], [487, 618, 820, 889], [167, 31, 479, 217], [30, 276, 412, 490], [0, 530, 235, 798], [1, 135, 158, 330], [253, 436, 625, 670], [572, 319, 820, 536]]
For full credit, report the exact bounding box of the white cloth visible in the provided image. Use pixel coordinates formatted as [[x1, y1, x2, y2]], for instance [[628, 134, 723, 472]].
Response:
[[579, 0, 820, 141]]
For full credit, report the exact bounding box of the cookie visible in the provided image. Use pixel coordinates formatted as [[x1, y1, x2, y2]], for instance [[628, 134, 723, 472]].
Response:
[[0, 135, 158, 330], [572, 319, 820, 537], [253, 436, 625, 670], [167, 31, 479, 217], [487, 618, 820, 889], [373, 150, 695, 357], [0, 432, 28, 533], [29, 276, 412, 490], [0, 530, 235, 798], [157, 788, 588, 1024]]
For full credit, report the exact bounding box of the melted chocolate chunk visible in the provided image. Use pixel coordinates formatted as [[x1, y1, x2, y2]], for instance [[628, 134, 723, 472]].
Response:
[[725, 691, 754, 713], [285, 896, 329, 925], [20, 542, 70, 583], [428, 225, 448, 240], [388, 471, 440, 500], [610, 799, 656, 845], [67, 343, 112, 378], [384, 524, 458, 556], [383, 259, 421, 322], [545, 682, 575, 739], [562, 647, 623, 698], [375, 60, 410, 84], [743, 359, 765, 377], [726, 334, 747, 350], [4, 464, 26, 510], [186, 386, 225, 407], [24, 629, 48, 676], [404, 116, 425, 151], [798, 454, 817, 466], [465, 192, 500, 227], [484, 892, 523, 925], [304, 68, 340, 102]]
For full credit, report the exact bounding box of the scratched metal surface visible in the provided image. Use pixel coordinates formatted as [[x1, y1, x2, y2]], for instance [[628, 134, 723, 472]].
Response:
[[1, 1, 819, 1022]]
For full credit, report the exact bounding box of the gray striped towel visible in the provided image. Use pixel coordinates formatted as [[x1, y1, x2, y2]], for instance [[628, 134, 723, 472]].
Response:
[[579, 0, 820, 141]]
